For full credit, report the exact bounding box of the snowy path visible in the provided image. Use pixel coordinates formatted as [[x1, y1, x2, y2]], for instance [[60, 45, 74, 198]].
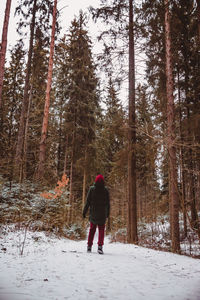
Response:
[[0, 230, 200, 300]]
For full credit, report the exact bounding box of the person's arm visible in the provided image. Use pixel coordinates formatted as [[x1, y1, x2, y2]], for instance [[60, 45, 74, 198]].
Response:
[[83, 187, 92, 218], [106, 188, 110, 218]]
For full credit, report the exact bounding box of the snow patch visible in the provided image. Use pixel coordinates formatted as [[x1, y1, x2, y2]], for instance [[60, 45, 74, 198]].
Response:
[[0, 227, 200, 300]]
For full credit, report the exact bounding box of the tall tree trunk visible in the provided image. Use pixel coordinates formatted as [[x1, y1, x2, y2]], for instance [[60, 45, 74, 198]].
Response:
[[164, 0, 180, 253], [82, 147, 87, 210], [0, 0, 12, 110], [144, 178, 147, 220], [177, 68, 187, 237], [22, 85, 33, 182], [63, 134, 69, 175], [186, 106, 198, 230], [197, 0, 200, 43], [68, 160, 74, 224], [127, 0, 138, 244], [36, 0, 57, 180], [68, 132, 75, 225], [188, 146, 198, 229], [181, 5, 199, 231], [57, 110, 63, 177], [180, 151, 187, 236], [123, 177, 127, 226], [14, 0, 37, 179]]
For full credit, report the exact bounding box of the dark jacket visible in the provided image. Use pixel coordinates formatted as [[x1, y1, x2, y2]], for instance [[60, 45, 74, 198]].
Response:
[[83, 182, 110, 225]]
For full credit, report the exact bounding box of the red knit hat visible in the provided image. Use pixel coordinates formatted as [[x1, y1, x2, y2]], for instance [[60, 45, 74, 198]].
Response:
[[95, 174, 104, 183]]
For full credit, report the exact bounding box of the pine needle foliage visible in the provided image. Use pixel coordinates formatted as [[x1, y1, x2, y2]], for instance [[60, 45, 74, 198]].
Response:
[[40, 174, 70, 234]]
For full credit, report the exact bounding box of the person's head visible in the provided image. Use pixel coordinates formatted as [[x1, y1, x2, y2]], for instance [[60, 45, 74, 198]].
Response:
[[95, 174, 104, 186]]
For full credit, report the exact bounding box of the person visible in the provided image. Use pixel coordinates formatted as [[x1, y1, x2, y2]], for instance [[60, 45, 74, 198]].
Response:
[[83, 174, 110, 254]]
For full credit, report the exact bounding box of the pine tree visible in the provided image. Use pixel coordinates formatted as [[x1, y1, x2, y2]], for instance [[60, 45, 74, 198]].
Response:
[[68, 13, 98, 220], [53, 12, 99, 222], [14, 0, 55, 181], [52, 35, 69, 178], [100, 77, 125, 178], [138, 0, 200, 240], [0, 40, 25, 182], [171, 0, 200, 231], [99, 77, 126, 230], [136, 84, 159, 222], [25, 28, 49, 179], [14, 0, 38, 181]]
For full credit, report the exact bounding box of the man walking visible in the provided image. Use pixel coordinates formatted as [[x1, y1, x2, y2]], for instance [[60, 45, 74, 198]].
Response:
[[83, 175, 110, 254]]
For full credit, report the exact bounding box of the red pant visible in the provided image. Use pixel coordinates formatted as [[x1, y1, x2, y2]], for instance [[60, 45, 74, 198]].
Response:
[[88, 222, 105, 246]]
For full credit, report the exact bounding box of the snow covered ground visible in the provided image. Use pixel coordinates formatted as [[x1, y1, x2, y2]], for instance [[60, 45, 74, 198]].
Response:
[[0, 227, 200, 300]]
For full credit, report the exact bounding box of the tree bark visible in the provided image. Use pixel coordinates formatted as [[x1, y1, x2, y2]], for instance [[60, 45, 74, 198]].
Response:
[[188, 146, 198, 230], [164, 0, 180, 253], [68, 160, 73, 224], [21, 85, 33, 182], [14, 0, 37, 179], [186, 108, 198, 230], [197, 0, 200, 44], [63, 134, 69, 175], [57, 109, 63, 177], [36, 0, 57, 180], [0, 0, 12, 110], [82, 147, 87, 210], [127, 0, 138, 244], [68, 131, 75, 225], [177, 68, 187, 237]]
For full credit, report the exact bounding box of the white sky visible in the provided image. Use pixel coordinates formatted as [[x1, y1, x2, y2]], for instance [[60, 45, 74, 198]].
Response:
[[0, 0, 146, 107], [0, 0, 102, 51]]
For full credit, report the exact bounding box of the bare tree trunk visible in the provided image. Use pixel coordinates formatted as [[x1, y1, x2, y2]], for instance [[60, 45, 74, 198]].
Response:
[[180, 159, 187, 236], [15, 0, 37, 179], [195, 118, 200, 212], [186, 108, 199, 230], [0, 0, 12, 109], [7, 70, 18, 186], [22, 85, 33, 182], [82, 148, 87, 210], [177, 68, 187, 237], [144, 178, 147, 220], [121, 177, 127, 228], [165, 0, 180, 253], [182, 5, 199, 230], [196, 1, 200, 212], [68, 131, 75, 224], [68, 161, 73, 224], [197, 0, 200, 43], [127, 0, 138, 244], [188, 152, 198, 229], [57, 111, 63, 177], [63, 134, 69, 175], [36, 0, 57, 180], [138, 191, 141, 221], [197, 160, 200, 211]]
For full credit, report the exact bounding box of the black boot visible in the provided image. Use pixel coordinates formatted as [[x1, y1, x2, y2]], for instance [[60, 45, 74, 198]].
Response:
[[98, 245, 104, 254], [87, 246, 92, 253]]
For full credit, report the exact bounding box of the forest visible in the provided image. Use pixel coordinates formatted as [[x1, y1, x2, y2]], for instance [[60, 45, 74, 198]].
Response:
[[0, 0, 200, 258]]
